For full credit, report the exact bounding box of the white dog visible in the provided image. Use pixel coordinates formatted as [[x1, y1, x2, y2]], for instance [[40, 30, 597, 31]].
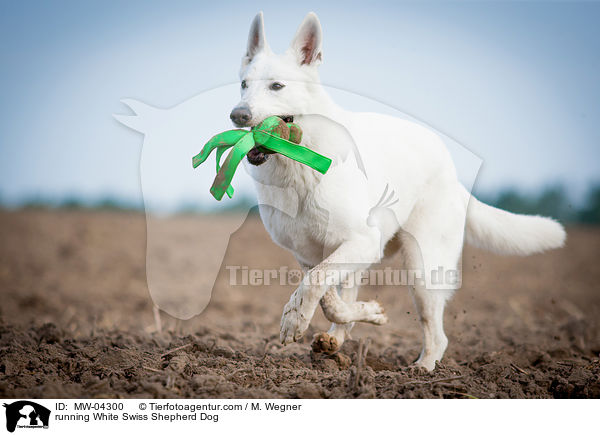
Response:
[[232, 12, 566, 370]]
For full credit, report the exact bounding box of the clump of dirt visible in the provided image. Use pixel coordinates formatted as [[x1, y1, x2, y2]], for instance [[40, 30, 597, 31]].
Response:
[[0, 210, 599, 398]]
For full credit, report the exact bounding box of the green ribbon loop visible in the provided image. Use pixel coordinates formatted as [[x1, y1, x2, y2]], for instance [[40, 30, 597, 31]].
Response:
[[215, 145, 235, 198], [192, 129, 247, 168], [252, 130, 331, 175], [192, 116, 332, 200]]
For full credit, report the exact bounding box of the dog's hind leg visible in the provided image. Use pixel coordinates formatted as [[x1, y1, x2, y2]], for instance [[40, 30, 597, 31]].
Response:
[[298, 263, 356, 354], [401, 186, 465, 371], [296, 263, 350, 354], [319, 282, 387, 326], [311, 234, 404, 354], [280, 233, 383, 344], [311, 284, 357, 354], [312, 277, 387, 353]]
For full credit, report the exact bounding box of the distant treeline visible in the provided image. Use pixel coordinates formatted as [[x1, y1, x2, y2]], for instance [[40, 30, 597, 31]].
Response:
[[478, 184, 600, 225], [3, 184, 600, 224], [3, 195, 259, 216], [16, 196, 144, 212]]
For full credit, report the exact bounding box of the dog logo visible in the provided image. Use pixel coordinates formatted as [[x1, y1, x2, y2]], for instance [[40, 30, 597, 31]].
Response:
[[367, 184, 400, 257], [3, 401, 50, 432]]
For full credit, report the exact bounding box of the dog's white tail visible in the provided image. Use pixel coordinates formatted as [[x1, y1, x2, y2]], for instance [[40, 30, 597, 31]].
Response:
[[461, 185, 566, 256]]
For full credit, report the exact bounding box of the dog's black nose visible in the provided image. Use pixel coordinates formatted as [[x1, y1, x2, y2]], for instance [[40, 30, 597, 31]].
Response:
[[230, 106, 252, 127]]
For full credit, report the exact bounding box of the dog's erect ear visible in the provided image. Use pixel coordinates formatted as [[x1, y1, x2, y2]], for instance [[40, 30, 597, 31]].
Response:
[[245, 12, 269, 63], [289, 12, 322, 66]]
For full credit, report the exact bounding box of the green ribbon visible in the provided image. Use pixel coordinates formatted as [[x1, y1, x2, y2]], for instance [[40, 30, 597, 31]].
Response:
[[192, 116, 332, 200]]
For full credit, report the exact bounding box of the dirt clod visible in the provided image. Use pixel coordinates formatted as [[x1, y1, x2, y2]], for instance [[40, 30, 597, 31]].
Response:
[[311, 332, 339, 354]]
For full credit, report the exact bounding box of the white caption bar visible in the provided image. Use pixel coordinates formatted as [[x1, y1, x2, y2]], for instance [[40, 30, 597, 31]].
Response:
[[0, 399, 596, 434]]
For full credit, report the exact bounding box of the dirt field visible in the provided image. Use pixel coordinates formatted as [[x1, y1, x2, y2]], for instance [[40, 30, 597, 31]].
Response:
[[0, 209, 599, 398]]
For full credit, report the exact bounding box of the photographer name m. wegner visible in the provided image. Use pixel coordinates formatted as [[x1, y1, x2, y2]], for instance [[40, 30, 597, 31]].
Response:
[[226, 265, 461, 288]]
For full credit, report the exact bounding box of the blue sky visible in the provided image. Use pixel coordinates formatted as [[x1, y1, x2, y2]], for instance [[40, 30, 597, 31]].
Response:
[[0, 0, 598, 208]]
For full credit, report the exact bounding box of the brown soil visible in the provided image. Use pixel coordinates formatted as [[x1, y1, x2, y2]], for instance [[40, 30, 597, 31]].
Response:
[[0, 209, 599, 399]]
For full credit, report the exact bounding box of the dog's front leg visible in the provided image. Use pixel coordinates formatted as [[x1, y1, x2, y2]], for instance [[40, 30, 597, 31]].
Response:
[[280, 234, 381, 344]]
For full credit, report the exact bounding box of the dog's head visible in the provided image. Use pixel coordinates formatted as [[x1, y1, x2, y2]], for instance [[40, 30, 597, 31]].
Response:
[[230, 12, 323, 129]]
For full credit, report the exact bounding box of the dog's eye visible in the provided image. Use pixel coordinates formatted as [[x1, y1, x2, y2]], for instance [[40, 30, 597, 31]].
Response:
[[270, 82, 285, 91], [241, 80, 248, 89]]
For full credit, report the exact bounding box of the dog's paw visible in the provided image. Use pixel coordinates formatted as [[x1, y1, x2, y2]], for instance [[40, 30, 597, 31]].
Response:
[[311, 332, 339, 354], [413, 345, 446, 372], [361, 300, 389, 325], [412, 359, 437, 372], [280, 295, 311, 344]]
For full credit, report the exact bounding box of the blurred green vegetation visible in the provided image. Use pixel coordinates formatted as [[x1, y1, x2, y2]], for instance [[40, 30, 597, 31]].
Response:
[[1, 194, 259, 216], [15, 196, 143, 212], [480, 184, 600, 225], [2, 184, 600, 224]]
